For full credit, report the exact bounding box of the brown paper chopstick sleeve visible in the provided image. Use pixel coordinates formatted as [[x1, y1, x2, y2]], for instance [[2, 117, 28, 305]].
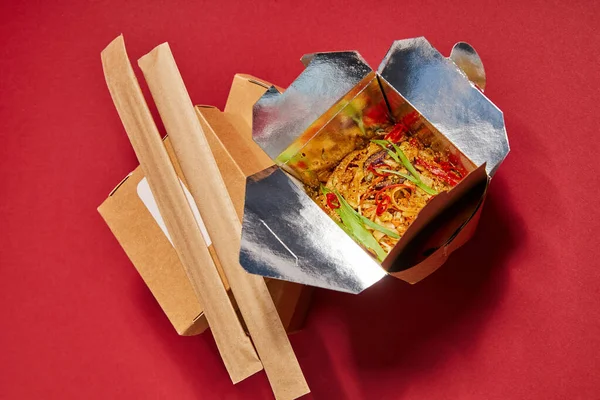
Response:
[[138, 43, 310, 400], [101, 35, 263, 384]]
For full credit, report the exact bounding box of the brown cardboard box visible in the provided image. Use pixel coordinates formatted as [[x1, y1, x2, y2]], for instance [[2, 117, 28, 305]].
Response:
[[98, 74, 313, 336]]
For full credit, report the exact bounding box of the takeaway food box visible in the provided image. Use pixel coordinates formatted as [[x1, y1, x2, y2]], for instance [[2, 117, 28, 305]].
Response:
[[239, 37, 509, 293]]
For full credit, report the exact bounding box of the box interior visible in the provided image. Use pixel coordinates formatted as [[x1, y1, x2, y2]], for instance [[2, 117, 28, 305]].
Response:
[[269, 74, 487, 272]]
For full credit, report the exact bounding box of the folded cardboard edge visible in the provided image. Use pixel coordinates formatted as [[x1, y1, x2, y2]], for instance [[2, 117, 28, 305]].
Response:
[[387, 165, 489, 281], [99, 74, 312, 335], [98, 138, 208, 336], [391, 181, 487, 283], [196, 103, 314, 331], [224, 73, 284, 141]]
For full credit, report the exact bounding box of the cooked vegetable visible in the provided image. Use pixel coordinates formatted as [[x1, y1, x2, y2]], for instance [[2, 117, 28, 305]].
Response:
[[378, 169, 438, 196], [415, 157, 462, 186], [326, 192, 340, 209], [390, 142, 420, 180], [321, 186, 387, 261], [312, 122, 467, 261], [372, 139, 438, 195]]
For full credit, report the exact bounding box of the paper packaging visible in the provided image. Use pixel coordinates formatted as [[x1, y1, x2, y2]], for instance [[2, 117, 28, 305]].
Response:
[[98, 74, 312, 337], [138, 43, 308, 400], [239, 37, 509, 293], [103, 37, 265, 383]]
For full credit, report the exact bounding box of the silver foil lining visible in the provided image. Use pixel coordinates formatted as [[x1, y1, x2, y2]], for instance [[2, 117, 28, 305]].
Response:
[[253, 51, 372, 159], [378, 37, 508, 177], [449, 42, 486, 91], [239, 166, 385, 294]]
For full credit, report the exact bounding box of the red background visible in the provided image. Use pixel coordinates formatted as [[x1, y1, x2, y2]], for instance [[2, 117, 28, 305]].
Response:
[[1, 0, 599, 399]]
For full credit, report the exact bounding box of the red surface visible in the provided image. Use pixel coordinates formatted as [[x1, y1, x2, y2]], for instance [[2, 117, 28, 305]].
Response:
[[1, 0, 599, 399]]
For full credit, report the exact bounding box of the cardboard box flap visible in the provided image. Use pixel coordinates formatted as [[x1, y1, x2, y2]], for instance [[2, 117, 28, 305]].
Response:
[[390, 168, 489, 283], [224, 74, 276, 139]]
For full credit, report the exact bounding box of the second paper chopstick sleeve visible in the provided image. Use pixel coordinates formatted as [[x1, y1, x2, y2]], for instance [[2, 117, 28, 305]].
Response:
[[138, 43, 310, 400], [101, 35, 263, 384]]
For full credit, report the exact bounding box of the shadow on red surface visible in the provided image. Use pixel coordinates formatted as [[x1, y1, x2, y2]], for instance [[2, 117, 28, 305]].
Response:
[[302, 174, 524, 398], [125, 173, 523, 399]]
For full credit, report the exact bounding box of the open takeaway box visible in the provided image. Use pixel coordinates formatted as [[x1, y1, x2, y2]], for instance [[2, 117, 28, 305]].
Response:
[[239, 37, 509, 293]]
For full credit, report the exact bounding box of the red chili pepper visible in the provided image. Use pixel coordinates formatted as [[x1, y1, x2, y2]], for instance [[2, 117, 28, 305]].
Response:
[[326, 193, 340, 209], [297, 161, 307, 169], [447, 153, 461, 166], [367, 163, 390, 177], [448, 153, 469, 176], [373, 184, 412, 206], [384, 123, 407, 143], [402, 111, 419, 127], [435, 155, 468, 179], [364, 102, 391, 124], [449, 171, 463, 182], [439, 164, 463, 182], [376, 195, 391, 216], [415, 158, 460, 186], [435, 159, 455, 174]]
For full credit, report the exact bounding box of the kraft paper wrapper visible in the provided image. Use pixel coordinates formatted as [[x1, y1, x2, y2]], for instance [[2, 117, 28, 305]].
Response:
[[138, 43, 309, 400], [101, 36, 263, 384]]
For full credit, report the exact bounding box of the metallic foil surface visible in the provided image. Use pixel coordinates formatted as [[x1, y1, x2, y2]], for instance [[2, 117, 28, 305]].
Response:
[[378, 76, 477, 174], [449, 42, 486, 91], [240, 166, 385, 294], [276, 74, 390, 187], [240, 38, 509, 293], [378, 37, 509, 177], [253, 51, 372, 159]]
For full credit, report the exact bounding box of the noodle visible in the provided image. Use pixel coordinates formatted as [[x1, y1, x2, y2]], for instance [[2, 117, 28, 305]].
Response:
[[311, 122, 466, 260]]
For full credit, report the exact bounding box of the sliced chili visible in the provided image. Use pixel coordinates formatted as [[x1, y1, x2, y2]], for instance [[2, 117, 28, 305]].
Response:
[[402, 111, 419, 127], [449, 153, 469, 177], [361, 182, 412, 211], [416, 158, 460, 186], [384, 123, 407, 143], [367, 163, 390, 177], [296, 160, 307, 169], [435, 155, 468, 176], [326, 192, 340, 209], [364, 101, 391, 124], [376, 195, 391, 216]]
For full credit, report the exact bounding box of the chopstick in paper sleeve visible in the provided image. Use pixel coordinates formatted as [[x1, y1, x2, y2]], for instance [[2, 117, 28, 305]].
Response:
[[101, 35, 263, 384], [138, 43, 310, 400]]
